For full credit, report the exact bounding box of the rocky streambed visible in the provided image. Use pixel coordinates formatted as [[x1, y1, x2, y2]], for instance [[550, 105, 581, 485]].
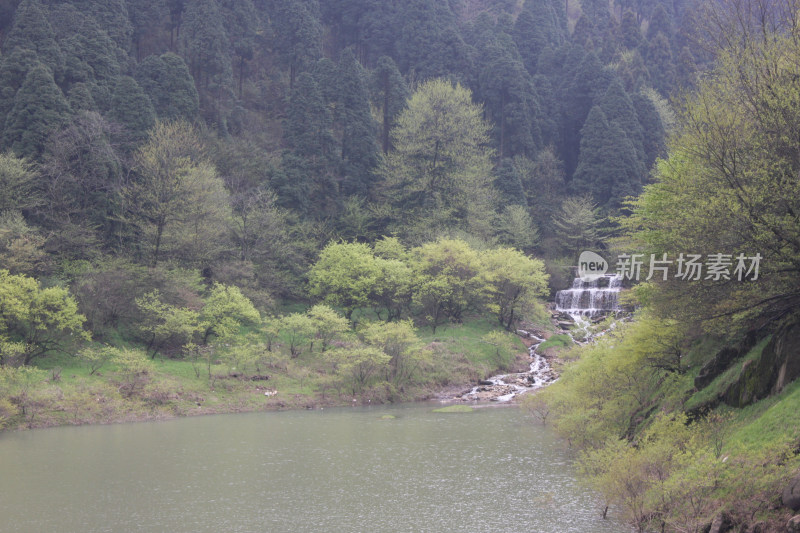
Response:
[[444, 329, 560, 403]]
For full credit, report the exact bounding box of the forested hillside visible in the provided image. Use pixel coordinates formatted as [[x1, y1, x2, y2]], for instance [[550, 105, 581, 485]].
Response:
[[0, 0, 696, 298]]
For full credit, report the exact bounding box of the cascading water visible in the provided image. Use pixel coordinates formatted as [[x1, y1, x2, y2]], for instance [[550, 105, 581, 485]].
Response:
[[456, 332, 557, 403], [555, 274, 622, 317]]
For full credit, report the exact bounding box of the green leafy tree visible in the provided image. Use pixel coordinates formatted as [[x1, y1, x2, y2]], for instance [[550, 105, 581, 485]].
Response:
[[410, 238, 486, 332], [307, 304, 350, 352], [307, 241, 381, 320], [278, 312, 316, 358], [199, 283, 261, 344], [361, 319, 426, 386], [326, 344, 389, 394], [552, 196, 605, 257], [0, 152, 39, 213], [380, 79, 497, 240], [123, 121, 214, 266], [0, 269, 89, 366], [481, 247, 549, 329], [135, 290, 200, 358]]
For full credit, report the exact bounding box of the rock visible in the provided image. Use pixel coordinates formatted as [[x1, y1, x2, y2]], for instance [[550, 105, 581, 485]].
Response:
[[723, 318, 800, 407], [478, 380, 494, 386], [695, 331, 759, 390], [784, 475, 800, 511], [788, 515, 800, 532], [708, 513, 732, 533]]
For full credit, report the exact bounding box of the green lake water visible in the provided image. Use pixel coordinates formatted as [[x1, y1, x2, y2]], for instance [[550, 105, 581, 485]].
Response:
[[0, 403, 630, 532]]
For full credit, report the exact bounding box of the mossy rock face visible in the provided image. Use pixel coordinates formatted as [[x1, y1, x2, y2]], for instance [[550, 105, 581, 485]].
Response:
[[723, 317, 800, 408], [433, 405, 474, 413]]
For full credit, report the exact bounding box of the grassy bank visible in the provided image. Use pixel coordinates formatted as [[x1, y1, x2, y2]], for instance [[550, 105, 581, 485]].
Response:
[[0, 317, 528, 431]]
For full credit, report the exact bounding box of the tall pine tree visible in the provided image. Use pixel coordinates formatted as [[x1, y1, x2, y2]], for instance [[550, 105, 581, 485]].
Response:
[[2, 63, 71, 158]]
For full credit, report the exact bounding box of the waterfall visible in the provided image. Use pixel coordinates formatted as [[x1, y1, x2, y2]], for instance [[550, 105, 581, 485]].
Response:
[[555, 274, 622, 317]]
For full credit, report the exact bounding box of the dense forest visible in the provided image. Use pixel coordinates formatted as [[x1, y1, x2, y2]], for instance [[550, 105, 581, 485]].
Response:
[[2, 0, 800, 531]]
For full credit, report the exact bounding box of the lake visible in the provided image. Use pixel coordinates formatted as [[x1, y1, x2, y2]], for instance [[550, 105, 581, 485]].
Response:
[[0, 403, 629, 532]]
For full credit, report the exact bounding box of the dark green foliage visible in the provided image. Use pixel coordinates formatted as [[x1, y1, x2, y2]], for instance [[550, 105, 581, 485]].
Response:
[[477, 32, 541, 158], [646, 31, 675, 95], [676, 45, 697, 89], [0, 47, 39, 121], [493, 158, 527, 207], [67, 0, 133, 52], [276, 72, 337, 215], [272, 0, 323, 88], [562, 51, 612, 177], [618, 10, 643, 50], [135, 53, 200, 122], [182, 0, 232, 94], [38, 111, 123, 250], [371, 55, 408, 154], [108, 76, 156, 147], [67, 82, 97, 112], [127, 0, 167, 61], [335, 49, 380, 197], [220, 0, 259, 99], [397, 0, 470, 80], [646, 4, 672, 41], [51, 4, 123, 111], [3, 0, 64, 79], [598, 77, 645, 167], [630, 91, 665, 171], [2, 63, 71, 158], [572, 106, 642, 208]]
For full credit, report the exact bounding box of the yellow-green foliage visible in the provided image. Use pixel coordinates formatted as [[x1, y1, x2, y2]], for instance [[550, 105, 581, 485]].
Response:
[[539, 314, 800, 531], [0, 269, 89, 366]]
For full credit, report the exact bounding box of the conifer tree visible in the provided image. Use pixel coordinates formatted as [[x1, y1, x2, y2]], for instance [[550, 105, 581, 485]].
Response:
[[478, 34, 541, 158], [630, 90, 665, 170], [0, 48, 39, 122], [371, 56, 408, 154], [618, 10, 643, 50], [3, 0, 64, 81], [135, 53, 200, 122], [646, 32, 675, 95], [572, 106, 642, 208], [272, 0, 323, 88], [646, 4, 673, 41], [598, 77, 645, 168], [276, 72, 337, 215], [108, 76, 156, 147], [2, 63, 71, 158], [335, 49, 380, 197], [128, 0, 167, 61]]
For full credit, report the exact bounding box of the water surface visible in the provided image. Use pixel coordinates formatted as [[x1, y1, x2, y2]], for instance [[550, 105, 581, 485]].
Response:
[[0, 404, 629, 532]]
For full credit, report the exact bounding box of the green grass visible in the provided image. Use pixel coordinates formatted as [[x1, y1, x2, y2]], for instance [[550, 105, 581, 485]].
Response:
[[726, 378, 800, 451], [433, 404, 474, 413], [538, 334, 573, 351], [416, 317, 525, 365]]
